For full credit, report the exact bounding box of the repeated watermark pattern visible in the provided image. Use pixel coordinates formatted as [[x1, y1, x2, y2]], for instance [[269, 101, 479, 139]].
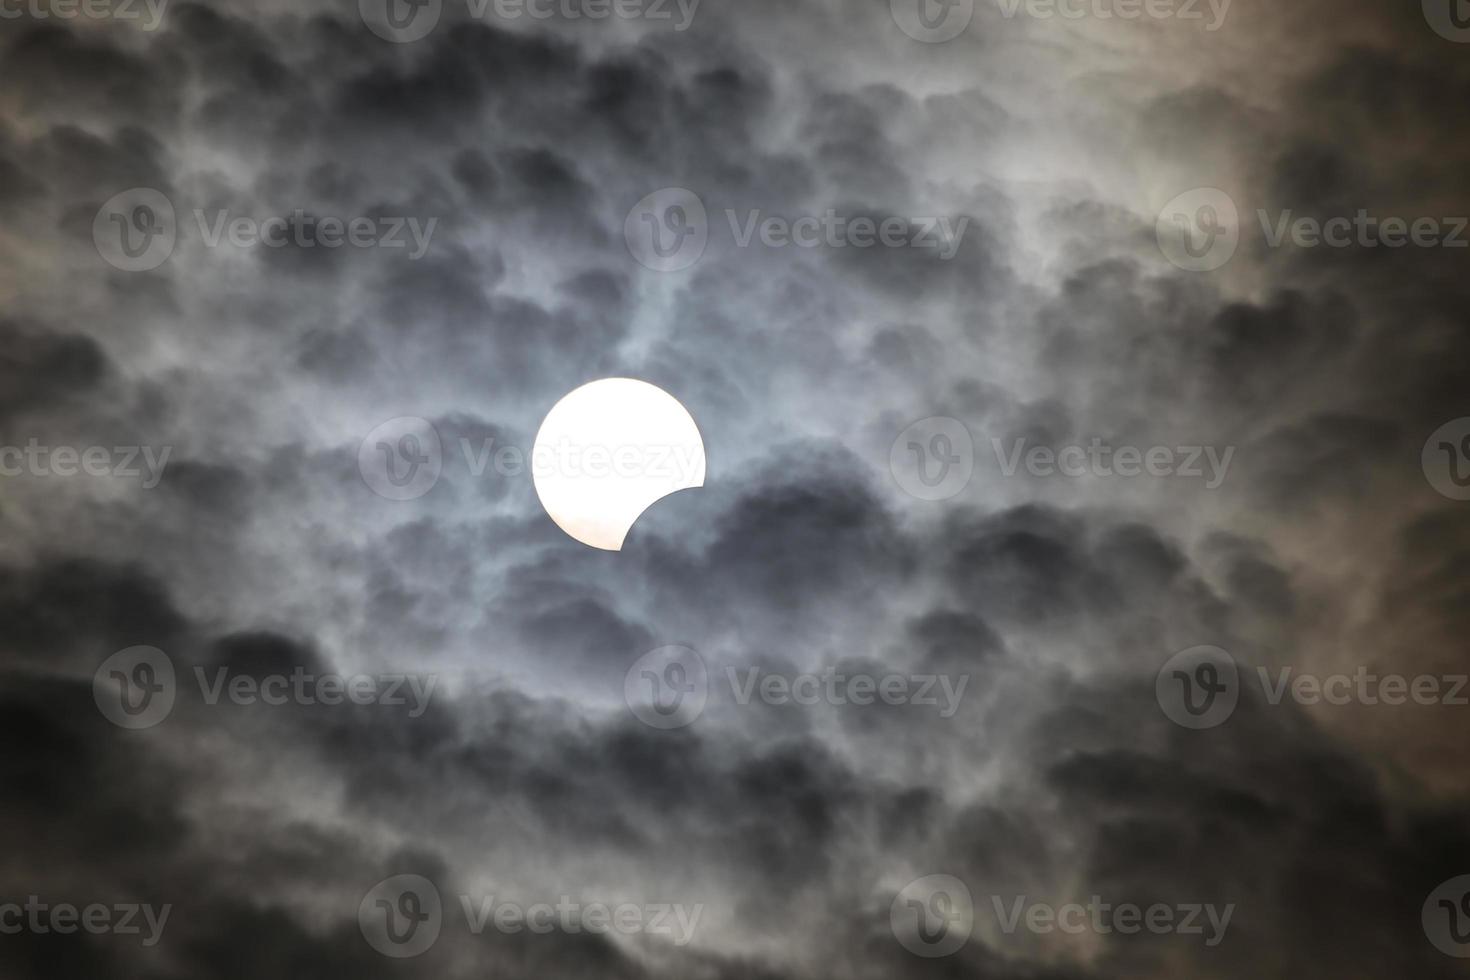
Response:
[[1155, 645, 1239, 729], [93, 646, 438, 729], [887, 417, 1235, 499], [1158, 188, 1469, 272], [623, 188, 970, 272], [1157, 645, 1470, 730], [1424, 418, 1470, 501], [891, 875, 974, 957], [0, 441, 171, 488], [991, 438, 1234, 488], [358, 875, 701, 958], [93, 189, 438, 272], [0, 898, 171, 947], [0, 0, 166, 29], [359, 0, 699, 43], [624, 646, 968, 730], [1425, 876, 1470, 957], [891, 0, 1229, 43], [989, 895, 1233, 946], [1423, 0, 1470, 42], [357, 417, 706, 501], [890, 416, 976, 501], [194, 210, 437, 258], [994, 0, 1230, 29], [890, 875, 1234, 957]]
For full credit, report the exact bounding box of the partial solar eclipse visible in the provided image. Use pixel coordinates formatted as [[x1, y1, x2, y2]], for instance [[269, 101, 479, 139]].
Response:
[[532, 379, 706, 551]]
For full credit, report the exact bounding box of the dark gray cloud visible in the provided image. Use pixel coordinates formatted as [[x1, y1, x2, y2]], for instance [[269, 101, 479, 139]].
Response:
[[2, 0, 1469, 977]]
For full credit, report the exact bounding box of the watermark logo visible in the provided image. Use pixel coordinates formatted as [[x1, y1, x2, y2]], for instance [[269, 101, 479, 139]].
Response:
[[890, 417, 974, 501], [0, 898, 171, 946], [624, 648, 969, 729], [1425, 876, 1470, 957], [625, 645, 708, 730], [1156, 188, 1239, 273], [727, 667, 968, 716], [1424, 0, 1470, 42], [193, 209, 438, 258], [991, 438, 1233, 487], [890, 874, 973, 957], [994, 0, 1230, 29], [1161, 191, 1468, 272], [989, 895, 1233, 946], [891, 0, 974, 42], [95, 191, 438, 269], [624, 188, 708, 272], [0, 441, 171, 488], [360, 0, 442, 41], [1258, 210, 1467, 250], [93, 646, 176, 730], [0, 0, 168, 30], [1156, 645, 1238, 730], [458, 896, 701, 944], [357, 423, 708, 502], [1423, 418, 1470, 501], [360, 0, 698, 41], [624, 189, 969, 271], [195, 667, 438, 716], [360, 875, 443, 958], [1259, 666, 1468, 707], [93, 188, 176, 272], [359, 417, 444, 501], [359, 877, 701, 955], [724, 210, 968, 259]]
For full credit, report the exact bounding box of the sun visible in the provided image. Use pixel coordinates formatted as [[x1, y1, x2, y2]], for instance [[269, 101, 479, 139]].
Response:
[[531, 379, 706, 551]]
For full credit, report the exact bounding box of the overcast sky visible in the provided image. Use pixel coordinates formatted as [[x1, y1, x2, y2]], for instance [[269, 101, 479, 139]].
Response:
[[2, 0, 1470, 977]]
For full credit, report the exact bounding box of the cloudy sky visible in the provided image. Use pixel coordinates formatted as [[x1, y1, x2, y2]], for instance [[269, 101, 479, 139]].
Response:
[[3, 0, 1470, 976]]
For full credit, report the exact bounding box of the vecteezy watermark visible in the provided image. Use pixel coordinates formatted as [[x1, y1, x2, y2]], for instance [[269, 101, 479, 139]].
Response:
[[891, 0, 1226, 43], [1257, 667, 1469, 708], [0, 898, 171, 947], [1256, 210, 1468, 251], [1157, 646, 1470, 730], [358, 875, 702, 959], [360, 876, 442, 958], [623, 188, 970, 272], [624, 646, 969, 730], [890, 875, 974, 957], [1155, 646, 1240, 730], [1155, 188, 1240, 272], [1423, 0, 1470, 42], [194, 666, 438, 717], [92, 647, 439, 729], [0, 440, 171, 488], [93, 646, 177, 730], [890, 0, 974, 42], [92, 189, 438, 271], [994, 0, 1230, 29], [1424, 876, 1470, 957], [990, 438, 1235, 489], [1423, 418, 1470, 501], [93, 188, 177, 272], [193, 210, 437, 259], [1157, 188, 1470, 272], [889, 875, 1233, 956], [0, 0, 167, 30], [358, 0, 698, 43], [357, 417, 706, 501], [988, 895, 1234, 947], [890, 417, 975, 501]]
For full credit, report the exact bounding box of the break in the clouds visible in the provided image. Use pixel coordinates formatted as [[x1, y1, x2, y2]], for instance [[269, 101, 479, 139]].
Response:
[[2, 0, 1469, 977]]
